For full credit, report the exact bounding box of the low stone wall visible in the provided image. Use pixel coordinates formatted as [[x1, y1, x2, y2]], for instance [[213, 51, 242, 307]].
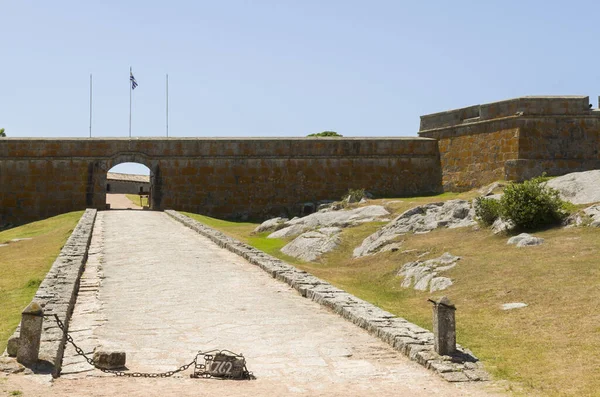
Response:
[[5, 209, 97, 377], [166, 210, 489, 382]]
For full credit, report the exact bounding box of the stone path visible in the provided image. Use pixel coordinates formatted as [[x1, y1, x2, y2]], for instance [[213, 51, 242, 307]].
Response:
[[106, 193, 141, 210], [52, 211, 500, 396]]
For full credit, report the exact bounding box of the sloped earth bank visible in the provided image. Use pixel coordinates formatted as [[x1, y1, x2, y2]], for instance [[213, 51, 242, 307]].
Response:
[[2, 211, 499, 397]]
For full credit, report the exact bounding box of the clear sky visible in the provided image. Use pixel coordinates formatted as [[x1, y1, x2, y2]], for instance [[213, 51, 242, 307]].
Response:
[[2, 1, 599, 174]]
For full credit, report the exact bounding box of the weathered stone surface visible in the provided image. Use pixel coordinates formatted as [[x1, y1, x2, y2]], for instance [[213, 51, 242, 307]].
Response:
[[269, 205, 390, 239], [398, 253, 460, 292], [507, 233, 544, 247], [546, 170, 600, 205], [501, 302, 528, 310], [432, 297, 456, 356], [0, 357, 24, 374], [491, 217, 514, 234], [253, 217, 289, 234], [1, 139, 442, 226], [280, 227, 341, 261], [93, 347, 126, 370], [17, 301, 44, 366], [6, 335, 19, 357], [478, 181, 505, 197], [354, 201, 475, 257], [564, 204, 600, 228]]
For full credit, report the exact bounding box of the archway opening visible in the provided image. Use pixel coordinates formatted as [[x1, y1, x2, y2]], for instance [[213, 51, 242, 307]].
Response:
[[105, 162, 152, 210]]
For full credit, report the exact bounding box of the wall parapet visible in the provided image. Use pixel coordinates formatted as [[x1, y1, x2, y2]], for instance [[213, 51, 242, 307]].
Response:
[[5, 209, 97, 377], [419, 96, 596, 132]]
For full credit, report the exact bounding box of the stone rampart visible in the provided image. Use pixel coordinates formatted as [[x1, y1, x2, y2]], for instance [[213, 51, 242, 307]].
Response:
[[419, 96, 600, 190], [0, 138, 442, 225], [6, 209, 96, 376]]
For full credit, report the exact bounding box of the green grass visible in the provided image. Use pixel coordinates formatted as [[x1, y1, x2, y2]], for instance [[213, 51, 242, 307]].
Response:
[[125, 194, 148, 207], [184, 191, 600, 396], [0, 211, 84, 353]]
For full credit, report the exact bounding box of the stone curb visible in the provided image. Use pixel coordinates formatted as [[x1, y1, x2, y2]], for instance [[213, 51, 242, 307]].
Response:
[[166, 210, 490, 382], [5, 209, 97, 377]]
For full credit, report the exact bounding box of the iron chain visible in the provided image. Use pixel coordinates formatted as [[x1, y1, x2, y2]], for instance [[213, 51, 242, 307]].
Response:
[[48, 313, 197, 378]]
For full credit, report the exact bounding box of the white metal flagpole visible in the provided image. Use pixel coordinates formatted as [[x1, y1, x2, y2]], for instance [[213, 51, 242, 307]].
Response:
[[129, 67, 132, 138], [166, 73, 169, 137], [89, 74, 92, 138]]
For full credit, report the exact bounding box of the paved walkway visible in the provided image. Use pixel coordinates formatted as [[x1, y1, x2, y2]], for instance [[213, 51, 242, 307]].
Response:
[[33, 211, 501, 396], [106, 193, 141, 210]]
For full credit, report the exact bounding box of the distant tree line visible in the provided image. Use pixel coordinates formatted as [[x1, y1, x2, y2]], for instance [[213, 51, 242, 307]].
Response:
[[0, 128, 5, 137], [307, 131, 342, 137]]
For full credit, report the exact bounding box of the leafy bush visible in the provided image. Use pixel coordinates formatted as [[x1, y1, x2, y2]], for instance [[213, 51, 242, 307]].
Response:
[[307, 131, 343, 137], [474, 197, 501, 226], [500, 176, 567, 229], [344, 188, 366, 203]]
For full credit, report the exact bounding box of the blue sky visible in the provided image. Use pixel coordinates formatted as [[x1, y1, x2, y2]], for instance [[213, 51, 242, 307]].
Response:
[[2, 1, 599, 174]]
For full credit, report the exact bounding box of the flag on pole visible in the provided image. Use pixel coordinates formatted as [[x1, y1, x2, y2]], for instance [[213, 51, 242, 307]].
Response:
[[130, 69, 138, 90]]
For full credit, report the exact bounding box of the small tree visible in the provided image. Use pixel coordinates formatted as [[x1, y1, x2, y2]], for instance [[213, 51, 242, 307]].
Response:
[[500, 175, 567, 229], [307, 131, 343, 137], [0, 128, 5, 137]]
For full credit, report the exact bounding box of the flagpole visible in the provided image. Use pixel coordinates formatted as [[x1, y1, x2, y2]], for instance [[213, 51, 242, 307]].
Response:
[[89, 74, 92, 138], [166, 73, 169, 137], [129, 67, 132, 138]]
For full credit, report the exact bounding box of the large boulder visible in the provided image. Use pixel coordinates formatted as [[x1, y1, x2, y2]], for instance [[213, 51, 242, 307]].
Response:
[[397, 252, 460, 292], [507, 233, 544, 247], [268, 205, 389, 239], [546, 170, 600, 205], [280, 227, 341, 261], [353, 200, 475, 257], [253, 217, 289, 234]]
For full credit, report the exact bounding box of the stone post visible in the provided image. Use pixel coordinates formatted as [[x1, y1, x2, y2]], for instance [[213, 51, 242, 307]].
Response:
[[431, 296, 456, 356], [17, 301, 44, 366]]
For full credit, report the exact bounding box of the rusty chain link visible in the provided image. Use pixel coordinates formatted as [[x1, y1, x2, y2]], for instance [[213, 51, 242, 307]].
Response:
[[46, 313, 252, 379]]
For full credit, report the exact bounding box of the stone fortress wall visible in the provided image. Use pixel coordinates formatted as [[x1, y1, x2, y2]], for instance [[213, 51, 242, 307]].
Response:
[[3, 95, 600, 225], [419, 96, 600, 190], [0, 138, 441, 225]]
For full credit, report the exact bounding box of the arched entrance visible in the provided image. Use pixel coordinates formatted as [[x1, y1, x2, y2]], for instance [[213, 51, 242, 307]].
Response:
[[104, 153, 159, 210]]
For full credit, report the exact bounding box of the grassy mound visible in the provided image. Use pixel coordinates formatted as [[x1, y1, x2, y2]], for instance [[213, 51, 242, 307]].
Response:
[[0, 211, 83, 353]]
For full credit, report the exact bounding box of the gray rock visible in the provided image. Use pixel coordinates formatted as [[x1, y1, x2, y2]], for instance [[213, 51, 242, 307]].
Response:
[[268, 205, 389, 239], [93, 347, 126, 370], [478, 182, 505, 197], [354, 200, 475, 257], [491, 217, 515, 235], [501, 302, 528, 310], [429, 277, 453, 292], [253, 217, 289, 234], [546, 170, 600, 205], [397, 253, 460, 292], [564, 204, 600, 228], [507, 233, 544, 247], [280, 227, 342, 261]]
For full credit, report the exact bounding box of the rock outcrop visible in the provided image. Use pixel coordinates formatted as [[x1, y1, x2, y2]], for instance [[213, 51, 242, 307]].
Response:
[[254, 217, 289, 234], [507, 233, 544, 247], [546, 170, 600, 205], [397, 253, 460, 292], [564, 204, 600, 227], [280, 227, 342, 261], [268, 205, 389, 239], [354, 200, 475, 257]]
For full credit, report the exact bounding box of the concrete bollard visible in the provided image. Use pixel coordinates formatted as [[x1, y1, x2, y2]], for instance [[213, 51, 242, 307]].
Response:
[[17, 301, 44, 366], [430, 296, 456, 356]]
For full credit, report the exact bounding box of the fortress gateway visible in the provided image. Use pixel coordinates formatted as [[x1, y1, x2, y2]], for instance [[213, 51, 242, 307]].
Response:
[[1, 96, 599, 225]]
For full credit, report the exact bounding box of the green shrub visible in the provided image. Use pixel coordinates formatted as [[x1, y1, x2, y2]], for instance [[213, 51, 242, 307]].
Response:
[[500, 176, 567, 229], [344, 188, 366, 203], [307, 131, 343, 137], [474, 197, 501, 226]]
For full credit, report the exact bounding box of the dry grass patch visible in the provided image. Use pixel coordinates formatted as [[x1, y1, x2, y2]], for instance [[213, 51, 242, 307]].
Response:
[[0, 211, 84, 353]]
